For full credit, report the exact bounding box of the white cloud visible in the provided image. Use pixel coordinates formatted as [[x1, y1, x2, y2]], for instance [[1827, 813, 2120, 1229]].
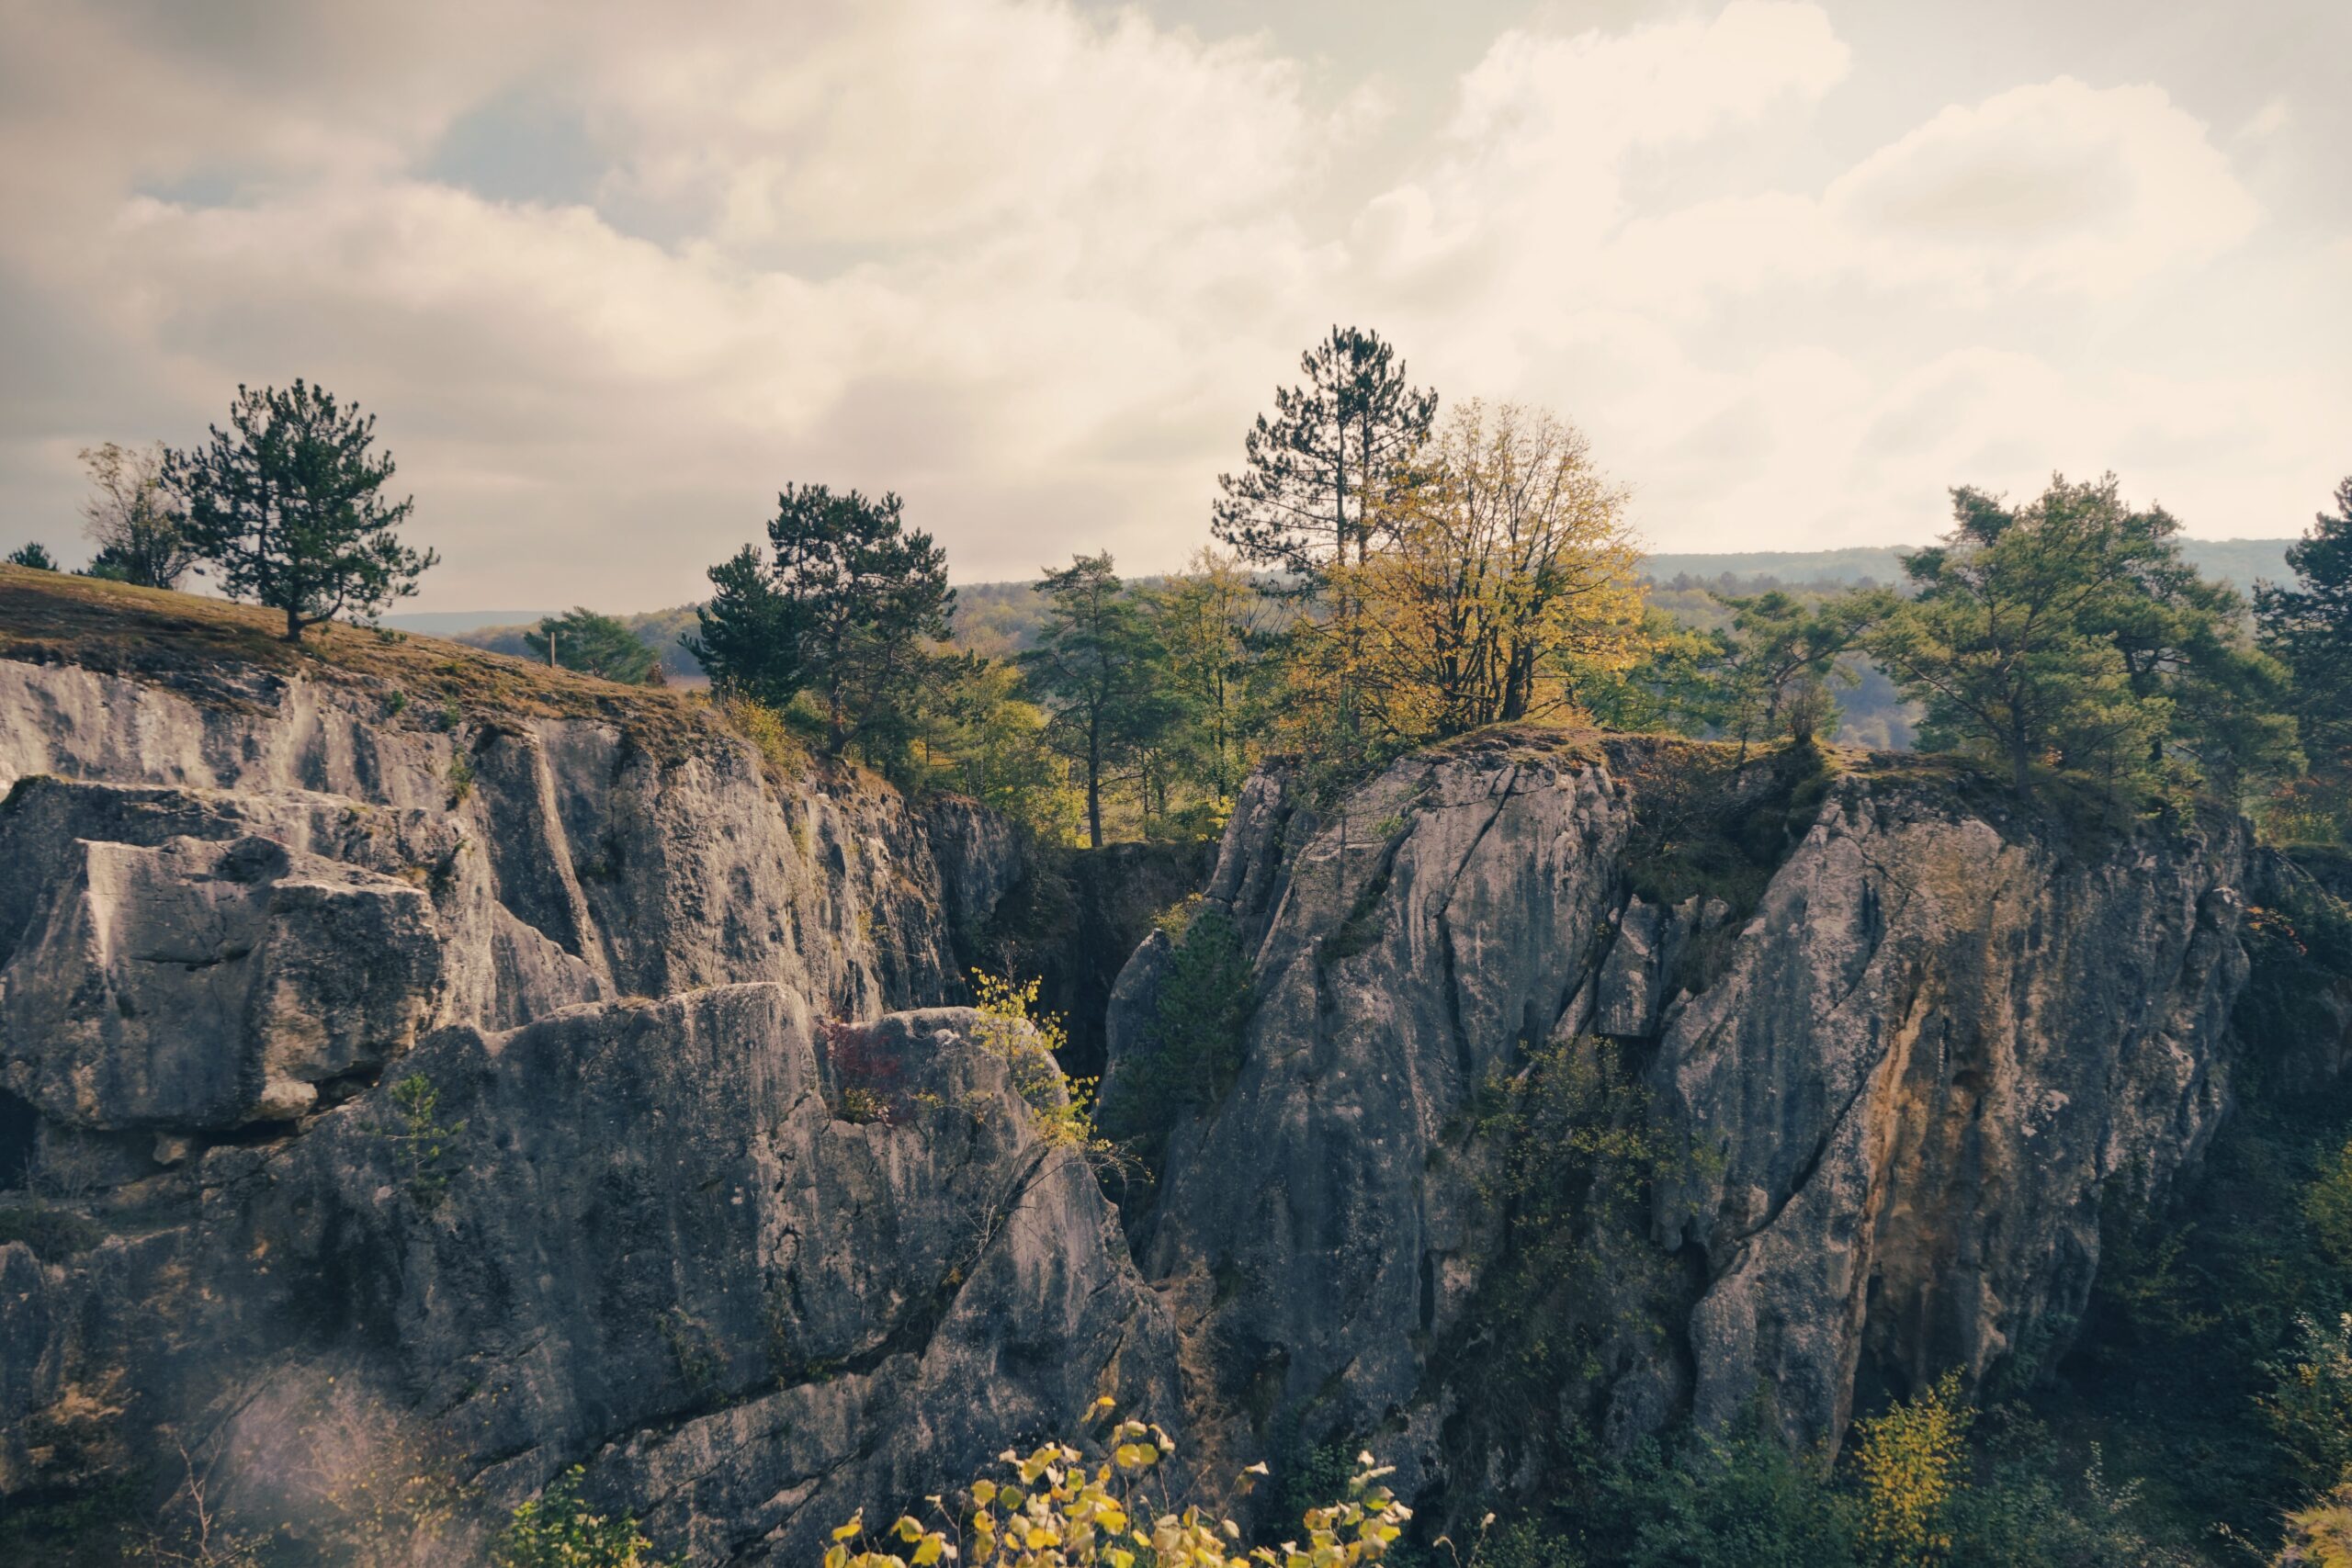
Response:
[[1825, 78, 2261, 296], [0, 0, 2341, 605]]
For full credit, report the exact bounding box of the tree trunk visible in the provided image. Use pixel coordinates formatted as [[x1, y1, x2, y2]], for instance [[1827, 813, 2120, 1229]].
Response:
[[283, 604, 304, 643], [1086, 716, 1103, 850]]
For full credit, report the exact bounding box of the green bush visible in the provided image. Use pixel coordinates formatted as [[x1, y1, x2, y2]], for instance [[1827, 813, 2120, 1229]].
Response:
[[1099, 902, 1252, 1168], [493, 1466, 674, 1567]]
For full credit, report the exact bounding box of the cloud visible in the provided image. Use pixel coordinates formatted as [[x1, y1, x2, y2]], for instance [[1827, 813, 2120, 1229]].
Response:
[[0, 0, 2340, 606], [1826, 78, 2261, 295]]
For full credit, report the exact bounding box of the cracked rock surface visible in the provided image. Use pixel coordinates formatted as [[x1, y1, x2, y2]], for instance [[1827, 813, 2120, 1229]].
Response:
[[0, 653, 1173, 1562], [1109, 730, 2263, 1508]]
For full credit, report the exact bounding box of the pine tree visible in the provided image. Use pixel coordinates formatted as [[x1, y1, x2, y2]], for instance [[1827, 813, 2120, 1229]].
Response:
[[5, 542, 57, 570], [1865, 474, 2288, 797], [2258, 476, 2352, 822], [1022, 553, 1176, 848], [683, 545, 805, 705], [766, 483, 953, 760], [525, 608, 659, 683], [165, 381, 435, 641], [1212, 325, 1437, 581]]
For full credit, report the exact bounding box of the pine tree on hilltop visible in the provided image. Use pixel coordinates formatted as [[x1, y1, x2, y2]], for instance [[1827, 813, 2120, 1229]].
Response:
[[166, 380, 436, 642]]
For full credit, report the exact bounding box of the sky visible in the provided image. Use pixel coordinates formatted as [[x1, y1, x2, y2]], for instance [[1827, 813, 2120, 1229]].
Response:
[[1, 1, 2346, 613]]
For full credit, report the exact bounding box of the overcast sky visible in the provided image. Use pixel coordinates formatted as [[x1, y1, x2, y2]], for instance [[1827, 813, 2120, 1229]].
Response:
[[2, 1, 2346, 611]]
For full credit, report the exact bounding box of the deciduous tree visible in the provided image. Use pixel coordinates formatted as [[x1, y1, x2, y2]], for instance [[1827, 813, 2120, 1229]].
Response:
[[78, 441, 195, 589], [1341, 400, 1645, 745]]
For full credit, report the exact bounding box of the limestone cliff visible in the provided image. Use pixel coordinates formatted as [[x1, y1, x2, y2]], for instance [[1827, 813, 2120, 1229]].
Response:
[[0, 570, 2316, 1557], [1108, 728, 2263, 1512], [0, 574, 1176, 1562]]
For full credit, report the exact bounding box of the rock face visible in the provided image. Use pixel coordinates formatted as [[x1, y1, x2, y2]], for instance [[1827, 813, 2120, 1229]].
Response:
[[1109, 731, 2259, 1508], [0, 587, 2308, 1557], [0, 646, 1178, 1562], [3, 833, 443, 1130], [0, 658, 1020, 1024]]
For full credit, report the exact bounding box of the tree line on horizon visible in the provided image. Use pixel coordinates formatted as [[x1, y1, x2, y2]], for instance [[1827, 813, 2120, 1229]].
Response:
[[12, 332, 2352, 849]]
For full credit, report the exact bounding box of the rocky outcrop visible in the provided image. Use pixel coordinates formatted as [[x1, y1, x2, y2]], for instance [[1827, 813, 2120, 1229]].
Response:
[[2, 833, 443, 1130], [0, 657, 1019, 1026], [1109, 731, 2259, 1509], [1, 987, 1178, 1562], [0, 634, 1179, 1562]]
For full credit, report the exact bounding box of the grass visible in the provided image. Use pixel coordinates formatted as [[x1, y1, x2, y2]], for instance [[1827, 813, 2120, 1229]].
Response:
[[0, 566, 787, 773]]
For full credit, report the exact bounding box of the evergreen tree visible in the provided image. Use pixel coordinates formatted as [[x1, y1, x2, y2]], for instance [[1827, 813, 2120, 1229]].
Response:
[[2258, 477, 2352, 824], [1707, 591, 1872, 755], [165, 380, 436, 641], [766, 483, 953, 760], [1212, 325, 1437, 580], [1150, 548, 1278, 808], [525, 608, 659, 683], [684, 545, 805, 706], [1863, 473, 2288, 797], [5, 542, 57, 570], [1022, 552, 1176, 848]]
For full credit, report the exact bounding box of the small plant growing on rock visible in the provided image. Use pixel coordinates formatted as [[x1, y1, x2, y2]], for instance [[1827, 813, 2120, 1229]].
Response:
[[493, 1465, 675, 1568], [824, 1020, 908, 1125], [970, 972, 1122, 1172], [386, 1073, 464, 1209], [445, 749, 476, 807], [821, 1400, 1408, 1568], [657, 1306, 722, 1398]]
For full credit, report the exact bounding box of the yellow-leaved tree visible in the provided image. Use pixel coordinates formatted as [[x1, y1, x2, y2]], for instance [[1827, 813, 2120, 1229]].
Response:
[[1853, 1371, 1973, 1567], [1326, 400, 1646, 749]]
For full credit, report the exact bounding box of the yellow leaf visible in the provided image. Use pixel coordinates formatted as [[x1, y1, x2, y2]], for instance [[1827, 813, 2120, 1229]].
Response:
[[971, 1481, 997, 1506], [826, 1546, 849, 1568], [836, 1517, 865, 1542], [914, 1537, 944, 1564]]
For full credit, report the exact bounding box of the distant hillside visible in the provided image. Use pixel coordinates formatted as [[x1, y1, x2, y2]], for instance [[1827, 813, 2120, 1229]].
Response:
[[439, 539, 2304, 688], [380, 608, 560, 636], [1645, 537, 2296, 589]]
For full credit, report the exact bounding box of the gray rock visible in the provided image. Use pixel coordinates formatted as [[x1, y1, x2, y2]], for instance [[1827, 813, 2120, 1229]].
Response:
[[1131, 736, 2260, 1512], [2, 986, 1178, 1560], [1, 834, 443, 1130]]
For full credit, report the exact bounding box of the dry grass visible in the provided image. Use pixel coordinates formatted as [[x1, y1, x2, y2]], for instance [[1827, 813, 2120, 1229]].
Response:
[[0, 566, 730, 761]]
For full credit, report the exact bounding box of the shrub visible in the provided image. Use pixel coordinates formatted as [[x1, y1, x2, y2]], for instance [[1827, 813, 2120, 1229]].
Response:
[[1852, 1371, 1972, 1567], [1099, 903, 1252, 1168], [2266, 1314, 2352, 1495], [446, 748, 476, 806], [720, 693, 809, 784], [0, 1201, 103, 1261], [822, 1402, 1407, 1568], [970, 971, 1120, 1171], [493, 1466, 674, 1567], [824, 1020, 908, 1126]]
